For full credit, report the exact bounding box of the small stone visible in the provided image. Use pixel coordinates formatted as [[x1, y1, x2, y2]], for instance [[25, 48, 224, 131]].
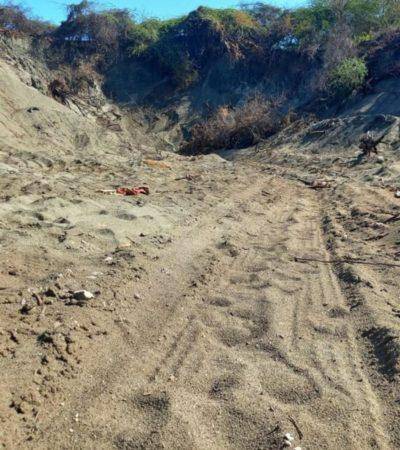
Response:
[[377, 156, 385, 163], [395, 191, 400, 199], [134, 293, 141, 300], [73, 290, 94, 301]]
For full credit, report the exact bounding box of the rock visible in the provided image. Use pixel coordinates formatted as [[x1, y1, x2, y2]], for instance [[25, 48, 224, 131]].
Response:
[[377, 155, 385, 163], [284, 433, 295, 442], [134, 293, 141, 300], [282, 432, 295, 448], [73, 290, 94, 301], [395, 191, 400, 199], [43, 288, 57, 298]]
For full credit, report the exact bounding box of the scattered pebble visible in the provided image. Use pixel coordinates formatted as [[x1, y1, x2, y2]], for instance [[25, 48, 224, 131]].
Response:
[[73, 290, 94, 301]]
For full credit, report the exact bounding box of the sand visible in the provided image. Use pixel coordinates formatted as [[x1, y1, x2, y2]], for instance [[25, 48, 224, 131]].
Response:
[[0, 54, 399, 450]]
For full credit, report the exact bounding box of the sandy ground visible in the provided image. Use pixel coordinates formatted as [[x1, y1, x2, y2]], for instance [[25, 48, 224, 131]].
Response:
[[1, 57, 400, 449]]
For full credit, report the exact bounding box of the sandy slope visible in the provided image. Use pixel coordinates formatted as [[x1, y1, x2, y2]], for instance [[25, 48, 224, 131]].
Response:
[[1, 56, 400, 449]]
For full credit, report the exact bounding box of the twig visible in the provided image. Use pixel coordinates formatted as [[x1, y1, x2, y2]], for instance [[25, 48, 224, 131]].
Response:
[[365, 233, 389, 241], [308, 130, 326, 135], [288, 415, 303, 440], [384, 214, 400, 224], [294, 256, 400, 268], [266, 424, 280, 436]]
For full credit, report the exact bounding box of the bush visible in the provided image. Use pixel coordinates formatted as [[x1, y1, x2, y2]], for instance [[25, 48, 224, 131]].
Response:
[[328, 57, 368, 98], [181, 94, 282, 154]]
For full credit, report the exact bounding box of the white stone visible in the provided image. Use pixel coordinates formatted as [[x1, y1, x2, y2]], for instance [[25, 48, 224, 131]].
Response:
[[73, 290, 94, 300]]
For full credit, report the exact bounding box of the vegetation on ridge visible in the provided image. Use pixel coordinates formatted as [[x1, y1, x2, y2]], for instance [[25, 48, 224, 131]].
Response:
[[1, 1, 399, 89], [0, 1, 399, 152]]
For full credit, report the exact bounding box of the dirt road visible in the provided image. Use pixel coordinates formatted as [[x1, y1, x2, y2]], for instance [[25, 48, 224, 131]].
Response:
[[1, 43, 400, 449], [2, 155, 398, 449]]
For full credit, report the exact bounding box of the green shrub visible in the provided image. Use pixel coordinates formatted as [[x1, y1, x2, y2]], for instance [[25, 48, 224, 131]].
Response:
[[328, 57, 368, 98]]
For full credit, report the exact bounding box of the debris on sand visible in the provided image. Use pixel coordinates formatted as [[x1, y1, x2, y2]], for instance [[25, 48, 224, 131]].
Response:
[[116, 187, 150, 196], [359, 131, 383, 157], [310, 179, 331, 189]]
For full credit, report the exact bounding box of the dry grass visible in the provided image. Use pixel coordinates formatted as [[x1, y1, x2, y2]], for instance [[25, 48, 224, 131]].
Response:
[[181, 94, 283, 154]]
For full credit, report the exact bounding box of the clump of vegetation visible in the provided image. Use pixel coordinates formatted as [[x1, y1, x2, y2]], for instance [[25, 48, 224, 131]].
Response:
[[53, 1, 134, 63], [127, 7, 262, 87], [196, 7, 257, 32], [328, 57, 368, 98], [129, 18, 183, 57], [0, 1, 53, 35], [181, 95, 282, 154]]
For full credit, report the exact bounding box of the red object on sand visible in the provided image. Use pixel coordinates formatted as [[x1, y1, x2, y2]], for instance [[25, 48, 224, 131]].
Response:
[[116, 187, 150, 196]]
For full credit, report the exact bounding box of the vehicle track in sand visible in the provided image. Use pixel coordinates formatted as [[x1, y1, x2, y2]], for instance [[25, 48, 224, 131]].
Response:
[[29, 171, 392, 450]]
